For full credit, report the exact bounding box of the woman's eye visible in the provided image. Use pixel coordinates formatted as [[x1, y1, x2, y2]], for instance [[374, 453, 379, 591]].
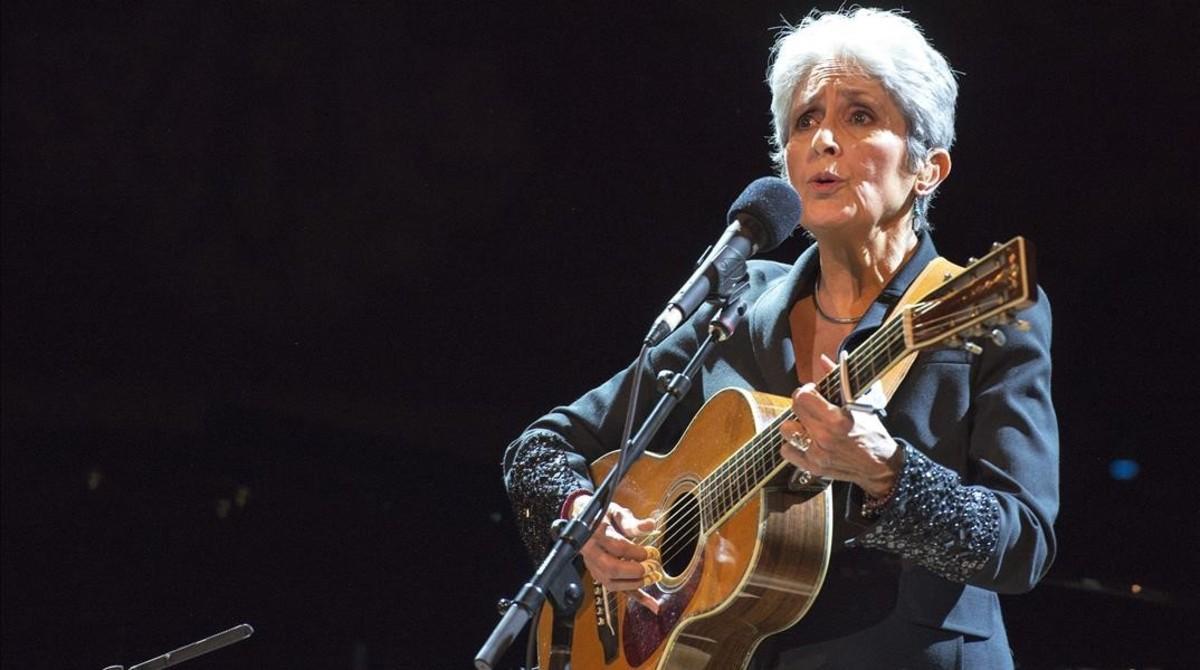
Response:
[[849, 110, 872, 125], [795, 113, 815, 130]]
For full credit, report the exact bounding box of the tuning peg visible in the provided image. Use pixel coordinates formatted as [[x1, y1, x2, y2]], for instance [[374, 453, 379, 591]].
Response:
[[968, 256, 979, 264], [962, 341, 984, 355], [991, 241, 1002, 250], [989, 328, 1007, 346], [1014, 319, 1031, 332]]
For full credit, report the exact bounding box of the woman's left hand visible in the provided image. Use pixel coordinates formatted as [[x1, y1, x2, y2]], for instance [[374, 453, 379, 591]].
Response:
[[779, 363, 903, 497]]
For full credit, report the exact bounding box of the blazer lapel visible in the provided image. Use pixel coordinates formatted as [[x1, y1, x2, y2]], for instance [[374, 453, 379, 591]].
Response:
[[747, 241, 819, 396], [747, 233, 942, 394]]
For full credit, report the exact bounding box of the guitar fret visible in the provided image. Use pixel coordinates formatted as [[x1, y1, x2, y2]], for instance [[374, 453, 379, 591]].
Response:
[[850, 365, 870, 400], [729, 458, 739, 506], [718, 474, 728, 519], [740, 455, 751, 499], [888, 332, 904, 360]]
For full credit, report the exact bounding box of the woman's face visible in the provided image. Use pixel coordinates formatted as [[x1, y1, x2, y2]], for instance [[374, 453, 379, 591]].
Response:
[[785, 60, 918, 236]]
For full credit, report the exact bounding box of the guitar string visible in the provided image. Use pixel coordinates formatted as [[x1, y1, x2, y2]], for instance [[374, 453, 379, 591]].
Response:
[[648, 413, 794, 567], [641, 314, 911, 565], [643, 311, 916, 563], [644, 308, 928, 563], [638, 298, 1010, 566], [690, 304, 924, 499]]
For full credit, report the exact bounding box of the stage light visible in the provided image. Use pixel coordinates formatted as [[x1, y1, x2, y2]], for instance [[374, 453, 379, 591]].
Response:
[[1108, 458, 1140, 481]]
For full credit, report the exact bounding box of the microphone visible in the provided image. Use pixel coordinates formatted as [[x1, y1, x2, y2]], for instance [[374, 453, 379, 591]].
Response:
[[645, 177, 801, 346]]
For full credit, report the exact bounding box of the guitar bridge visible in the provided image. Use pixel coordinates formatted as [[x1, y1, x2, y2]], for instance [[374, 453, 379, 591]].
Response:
[[593, 583, 619, 663]]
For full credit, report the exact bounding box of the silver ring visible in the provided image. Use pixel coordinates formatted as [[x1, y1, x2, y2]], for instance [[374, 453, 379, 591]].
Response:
[[787, 430, 812, 452], [794, 469, 814, 486]]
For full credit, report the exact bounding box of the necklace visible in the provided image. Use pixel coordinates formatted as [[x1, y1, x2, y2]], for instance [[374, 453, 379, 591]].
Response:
[[812, 274, 866, 324]]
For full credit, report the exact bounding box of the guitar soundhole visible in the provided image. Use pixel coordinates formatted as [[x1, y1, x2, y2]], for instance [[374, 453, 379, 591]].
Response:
[[661, 490, 701, 578]]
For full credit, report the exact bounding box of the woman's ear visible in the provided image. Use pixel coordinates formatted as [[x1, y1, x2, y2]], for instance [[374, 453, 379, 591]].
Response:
[[915, 149, 952, 196]]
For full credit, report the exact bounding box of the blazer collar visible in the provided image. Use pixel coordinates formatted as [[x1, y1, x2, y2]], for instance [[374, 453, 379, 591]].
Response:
[[747, 232, 940, 395]]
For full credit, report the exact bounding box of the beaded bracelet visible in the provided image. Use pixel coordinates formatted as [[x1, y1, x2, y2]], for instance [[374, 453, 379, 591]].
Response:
[[861, 441, 906, 519], [861, 484, 897, 519]]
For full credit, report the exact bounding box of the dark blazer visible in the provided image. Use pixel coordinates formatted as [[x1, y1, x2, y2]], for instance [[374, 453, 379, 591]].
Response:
[[503, 232, 1059, 669]]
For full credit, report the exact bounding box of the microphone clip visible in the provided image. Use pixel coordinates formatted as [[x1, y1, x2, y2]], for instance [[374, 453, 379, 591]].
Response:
[[708, 279, 751, 342]]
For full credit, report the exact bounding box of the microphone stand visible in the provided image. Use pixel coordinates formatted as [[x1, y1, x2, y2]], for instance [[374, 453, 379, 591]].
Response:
[[102, 623, 253, 670], [474, 280, 751, 670]]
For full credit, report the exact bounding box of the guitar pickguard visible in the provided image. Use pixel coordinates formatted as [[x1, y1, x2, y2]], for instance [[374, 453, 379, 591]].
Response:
[[622, 551, 705, 667]]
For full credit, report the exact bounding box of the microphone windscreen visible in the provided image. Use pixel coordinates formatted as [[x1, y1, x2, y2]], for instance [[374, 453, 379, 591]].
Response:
[[726, 176, 802, 252]]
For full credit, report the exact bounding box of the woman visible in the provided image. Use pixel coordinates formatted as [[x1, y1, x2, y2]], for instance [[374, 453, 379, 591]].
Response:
[[503, 8, 1057, 668]]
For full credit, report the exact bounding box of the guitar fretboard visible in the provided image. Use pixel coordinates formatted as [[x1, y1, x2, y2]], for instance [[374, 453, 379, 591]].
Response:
[[696, 316, 909, 531]]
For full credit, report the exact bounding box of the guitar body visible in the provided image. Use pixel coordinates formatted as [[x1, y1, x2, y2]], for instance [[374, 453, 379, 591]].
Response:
[[536, 388, 833, 669]]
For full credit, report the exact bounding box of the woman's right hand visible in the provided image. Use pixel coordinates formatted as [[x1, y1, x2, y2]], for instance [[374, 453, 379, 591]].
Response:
[[567, 494, 662, 612]]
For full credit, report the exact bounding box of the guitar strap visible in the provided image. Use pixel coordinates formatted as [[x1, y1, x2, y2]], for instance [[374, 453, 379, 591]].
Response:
[[872, 256, 965, 404]]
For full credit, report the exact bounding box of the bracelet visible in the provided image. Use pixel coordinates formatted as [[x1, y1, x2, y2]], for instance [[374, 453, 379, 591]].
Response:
[[861, 484, 897, 519], [861, 442, 905, 519]]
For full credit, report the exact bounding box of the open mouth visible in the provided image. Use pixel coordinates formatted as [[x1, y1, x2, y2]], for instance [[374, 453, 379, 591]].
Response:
[[809, 171, 844, 190]]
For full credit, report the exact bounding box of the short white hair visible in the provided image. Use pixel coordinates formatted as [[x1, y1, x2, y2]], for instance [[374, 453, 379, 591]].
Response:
[[767, 8, 958, 231]]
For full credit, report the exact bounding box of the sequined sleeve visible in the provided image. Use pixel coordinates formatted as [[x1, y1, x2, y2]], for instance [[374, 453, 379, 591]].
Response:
[[853, 441, 1001, 583], [503, 429, 594, 561]]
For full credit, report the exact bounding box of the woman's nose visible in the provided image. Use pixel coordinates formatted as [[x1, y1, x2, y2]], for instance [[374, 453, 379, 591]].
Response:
[[811, 127, 840, 156]]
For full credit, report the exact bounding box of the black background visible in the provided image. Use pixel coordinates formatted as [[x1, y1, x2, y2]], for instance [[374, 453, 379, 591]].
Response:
[[3, 1, 1197, 668]]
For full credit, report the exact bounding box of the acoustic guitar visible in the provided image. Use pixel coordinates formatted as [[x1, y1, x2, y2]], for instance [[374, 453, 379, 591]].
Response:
[[536, 237, 1037, 669]]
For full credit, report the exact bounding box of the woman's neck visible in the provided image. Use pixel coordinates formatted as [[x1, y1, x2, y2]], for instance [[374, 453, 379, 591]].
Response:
[[813, 223, 919, 312]]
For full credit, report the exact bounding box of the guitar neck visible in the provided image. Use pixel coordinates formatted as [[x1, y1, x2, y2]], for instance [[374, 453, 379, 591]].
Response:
[[697, 317, 911, 532]]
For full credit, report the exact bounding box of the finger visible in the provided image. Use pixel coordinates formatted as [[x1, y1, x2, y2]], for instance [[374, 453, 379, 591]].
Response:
[[779, 443, 806, 468], [779, 438, 817, 472], [792, 385, 852, 434], [819, 353, 837, 374], [596, 526, 650, 561], [780, 421, 816, 460], [630, 589, 661, 615], [779, 419, 808, 442], [610, 506, 657, 538], [790, 383, 832, 421], [585, 548, 649, 582], [641, 559, 664, 587], [791, 383, 834, 413], [634, 517, 658, 534]]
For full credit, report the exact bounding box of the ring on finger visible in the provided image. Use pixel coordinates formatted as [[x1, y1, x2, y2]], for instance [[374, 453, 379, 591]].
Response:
[[787, 430, 812, 452]]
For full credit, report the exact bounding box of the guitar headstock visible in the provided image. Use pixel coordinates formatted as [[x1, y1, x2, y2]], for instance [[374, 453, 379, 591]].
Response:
[[902, 237, 1037, 353]]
